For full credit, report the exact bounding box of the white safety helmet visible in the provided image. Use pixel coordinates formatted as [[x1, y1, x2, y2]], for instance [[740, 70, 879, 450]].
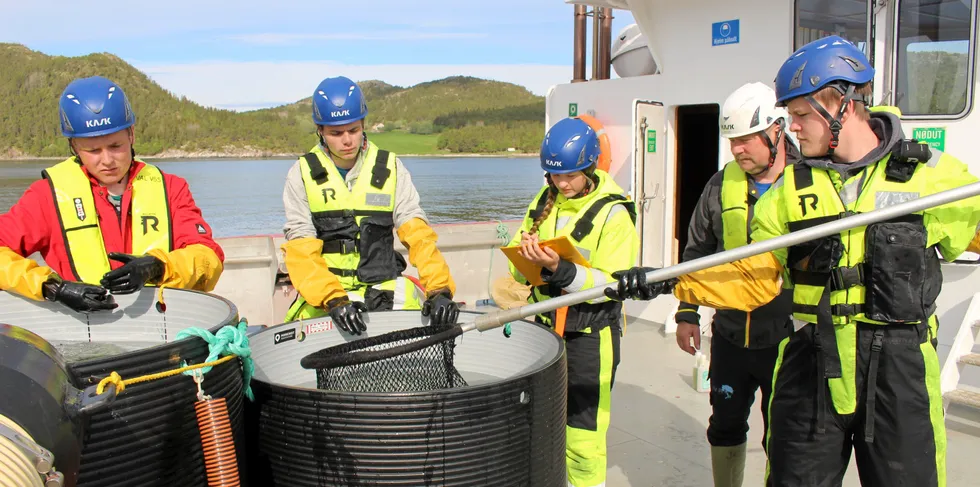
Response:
[[720, 82, 788, 138]]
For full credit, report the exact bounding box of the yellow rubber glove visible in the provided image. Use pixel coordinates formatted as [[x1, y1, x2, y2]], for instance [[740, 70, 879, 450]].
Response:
[[0, 246, 56, 301], [397, 218, 456, 297], [145, 244, 224, 292], [281, 237, 347, 308]]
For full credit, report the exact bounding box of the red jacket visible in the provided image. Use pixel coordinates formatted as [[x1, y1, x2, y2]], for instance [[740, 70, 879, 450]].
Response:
[[0, 160, 224, 281]]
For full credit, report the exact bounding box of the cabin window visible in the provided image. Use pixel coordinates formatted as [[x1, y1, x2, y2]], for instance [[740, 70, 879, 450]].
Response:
[[895, 0, 974, 117], [795, 0, 870, 54]]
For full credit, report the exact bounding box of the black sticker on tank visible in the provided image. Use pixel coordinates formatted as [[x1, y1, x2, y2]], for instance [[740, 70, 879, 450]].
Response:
[[274, 328, 296, 345]]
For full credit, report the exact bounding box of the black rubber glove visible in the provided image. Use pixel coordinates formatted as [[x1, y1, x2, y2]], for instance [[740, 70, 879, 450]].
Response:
[[604, 266, 676, 301], [421, 289, 459, 325], [43, 278, 118, 313], [327, 298, 368, 335], [100, 253, 165, 295], [792, 236, 844, 273]]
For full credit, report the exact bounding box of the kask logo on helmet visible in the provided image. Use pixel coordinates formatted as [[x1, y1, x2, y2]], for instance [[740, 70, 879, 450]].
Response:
[[331, 110, 351, 118], [85, 117, 111, 128], [544, 159, 562, 167]]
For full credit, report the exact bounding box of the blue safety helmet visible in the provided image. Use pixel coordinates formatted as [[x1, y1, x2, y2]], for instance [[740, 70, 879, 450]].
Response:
[[773, 35, 874, 155], [59, 76, 136, 138], [539, 118, 600, 174], [312, 76, 368, 126], [774, 35, 874, 107]]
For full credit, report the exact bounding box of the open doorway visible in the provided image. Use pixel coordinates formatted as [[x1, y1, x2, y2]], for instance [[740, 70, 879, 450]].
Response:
[[673, 104, 720, 261]]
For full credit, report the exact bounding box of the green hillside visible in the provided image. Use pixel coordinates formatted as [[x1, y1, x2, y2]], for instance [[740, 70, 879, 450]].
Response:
[[250, 76, 545, 153], [0, 44, 545, 159]]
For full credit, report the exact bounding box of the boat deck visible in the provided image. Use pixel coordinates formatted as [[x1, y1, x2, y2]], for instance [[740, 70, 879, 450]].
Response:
[[605, 316, 980, 486], [209, 230, 980, 486]]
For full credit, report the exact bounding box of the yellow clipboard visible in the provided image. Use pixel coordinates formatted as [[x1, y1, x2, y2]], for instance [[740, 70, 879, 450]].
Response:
[[500, 235, 591, 286]]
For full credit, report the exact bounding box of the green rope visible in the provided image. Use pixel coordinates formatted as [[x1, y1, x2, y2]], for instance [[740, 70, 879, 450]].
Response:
[[175, 318, 255, 401], [491, 221, 514, 338], [486, 220, 512, 302], [494, 220, 511, 242]]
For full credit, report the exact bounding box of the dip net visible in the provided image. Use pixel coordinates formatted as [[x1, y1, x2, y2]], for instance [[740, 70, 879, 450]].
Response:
[[299, 324, 468, 393]]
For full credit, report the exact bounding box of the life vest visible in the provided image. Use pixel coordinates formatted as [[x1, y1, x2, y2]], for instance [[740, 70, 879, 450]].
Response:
[[526, 173, 636, 332], [42, 158, 171, 284], [716, 160, 796, 348], [720, 160, 752, 250], [780, 140, 952, 417], [782, 145, 947, 326], [298, 142, 411, 295]]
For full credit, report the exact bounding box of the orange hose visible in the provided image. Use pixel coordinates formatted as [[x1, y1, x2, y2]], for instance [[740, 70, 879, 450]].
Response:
[[195, 398, 240, 487]]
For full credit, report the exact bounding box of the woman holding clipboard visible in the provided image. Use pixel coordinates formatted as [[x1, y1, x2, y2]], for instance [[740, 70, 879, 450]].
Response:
[[506, 116, 639, 487]]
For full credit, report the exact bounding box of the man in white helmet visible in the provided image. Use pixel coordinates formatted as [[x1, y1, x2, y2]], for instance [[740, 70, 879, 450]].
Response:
[[673, 82, 799, 486]]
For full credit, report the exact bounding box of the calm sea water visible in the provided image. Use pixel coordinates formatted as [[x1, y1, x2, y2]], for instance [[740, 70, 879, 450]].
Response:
[[0, 157, 544, 237]]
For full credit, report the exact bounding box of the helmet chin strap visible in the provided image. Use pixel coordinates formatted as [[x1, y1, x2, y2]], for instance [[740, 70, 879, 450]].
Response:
[[576, 166, 599, 198], [805, 84, 858, 157], [746, 163, 772, 180], [747, 122, 784, 179]]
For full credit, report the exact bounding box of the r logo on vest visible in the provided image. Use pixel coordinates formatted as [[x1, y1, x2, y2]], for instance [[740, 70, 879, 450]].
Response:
[[141, 215, 160, 235], [322, 188, 336, 202], [798, 194, 819, 216]]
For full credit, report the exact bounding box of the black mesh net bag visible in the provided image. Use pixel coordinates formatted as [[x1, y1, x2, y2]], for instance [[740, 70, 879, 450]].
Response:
[[299, 324, 469, 393]]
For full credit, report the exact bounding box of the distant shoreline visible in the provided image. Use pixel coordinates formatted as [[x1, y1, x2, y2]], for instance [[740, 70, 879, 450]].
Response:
[[0, 152, 538, 163]]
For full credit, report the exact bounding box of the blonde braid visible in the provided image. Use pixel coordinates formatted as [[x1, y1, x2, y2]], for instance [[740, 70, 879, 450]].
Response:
[[528, 188, 556, 236]]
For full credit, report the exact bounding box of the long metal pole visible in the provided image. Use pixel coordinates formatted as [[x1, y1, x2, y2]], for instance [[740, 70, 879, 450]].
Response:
[[600, 7, 613, 79], [573, 5, 587, 82], [591, 7, 600, 80], [466, 181, 980, 332]]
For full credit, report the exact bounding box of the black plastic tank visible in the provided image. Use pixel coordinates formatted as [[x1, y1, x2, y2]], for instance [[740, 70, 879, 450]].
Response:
[[246, 310, 568, 486], [0, 288, 247, 487]]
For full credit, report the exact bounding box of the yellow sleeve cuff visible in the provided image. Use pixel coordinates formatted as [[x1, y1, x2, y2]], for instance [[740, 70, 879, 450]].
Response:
[[146, 244, 224, 293], [280, 237, 347, 308], [0, 247, 54, 301], [397, 218, 456, 297]]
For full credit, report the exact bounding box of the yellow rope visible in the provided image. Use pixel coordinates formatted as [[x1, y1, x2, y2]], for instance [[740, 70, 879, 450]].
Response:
[[96, 354, 238, 395]]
